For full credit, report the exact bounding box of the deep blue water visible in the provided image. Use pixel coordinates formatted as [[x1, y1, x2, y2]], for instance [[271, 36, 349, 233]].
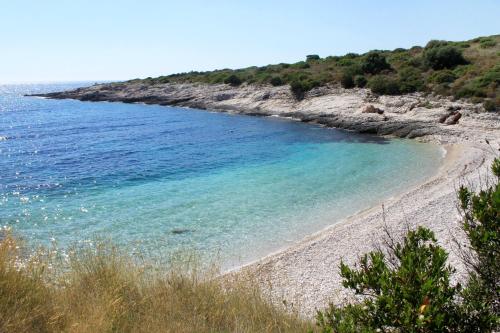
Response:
[[0, 83, 443, 267]]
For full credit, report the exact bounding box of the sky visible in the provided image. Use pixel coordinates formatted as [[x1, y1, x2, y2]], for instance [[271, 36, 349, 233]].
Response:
[[1, 0, 499, 83]]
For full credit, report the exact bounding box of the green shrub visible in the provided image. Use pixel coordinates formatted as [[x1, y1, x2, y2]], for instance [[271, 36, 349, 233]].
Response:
[[424, 45, 468, 70], [224, 74, 242, 86], [337, 58, 355, 67], [306, 54, 320, 61], [341, 64, 363, 89], [475, 65, 500, 88], [406, 56, 424, 68], [429, 70, 457, 84], [457, 158, 500, 331], [269, 76, 284, 86], [290, 80, 309, 100], [292, 61, 310, 69], [317, 227, 461, 332], [456, 42, 471, 48], [361, 51, 391, 74], [398, 67, 424, 93], [455, 85, 487, 99], [354, 75, 367, 88], [340, 72, 355, 89], [479, 38, 496, 49], [344, 53, 359, 59], [483, 99, 497, 111], [290, 79, 321, 98], [368, 75, 401, 95], [425, 40, 449, 49]]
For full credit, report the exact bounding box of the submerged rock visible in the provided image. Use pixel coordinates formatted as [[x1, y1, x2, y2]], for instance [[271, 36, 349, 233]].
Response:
[[171, 228, 192, 235]]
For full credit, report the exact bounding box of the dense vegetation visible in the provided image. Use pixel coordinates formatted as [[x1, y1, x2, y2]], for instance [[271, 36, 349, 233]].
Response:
[[132, 35, 499, 110]]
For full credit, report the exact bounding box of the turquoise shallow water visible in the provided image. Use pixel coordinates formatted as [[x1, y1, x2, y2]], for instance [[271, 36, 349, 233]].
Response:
[[0, 83, 443, 267]]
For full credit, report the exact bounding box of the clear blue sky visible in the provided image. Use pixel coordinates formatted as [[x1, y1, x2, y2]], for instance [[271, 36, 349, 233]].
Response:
[[1, 0, 499, 83]]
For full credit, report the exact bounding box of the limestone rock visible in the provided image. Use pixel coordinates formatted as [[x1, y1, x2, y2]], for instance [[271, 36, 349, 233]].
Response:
[[362, 105, 384, 114]]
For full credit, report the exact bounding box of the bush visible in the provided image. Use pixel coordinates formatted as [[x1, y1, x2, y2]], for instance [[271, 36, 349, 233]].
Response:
[[429, 70, 457, 84], [483, 99, 497, 112], [269, 76, 284, 86], [425, 40, 449, 49], [457, 158, 500, 331], [361, 51, 392, 74], [289, 79, 321, 100], [224, 74, 242, 86], [290, 80, 308, 100], [368, 75, 401, 95], [398, 67, 424, 93], [344, 53, 359, 59], [455, 85, 487, 99], [293, 61, 310, 69], [424, 45, 468, 70], [475, 65, 500, 88], [479, 38, 496, 49], [354, 75, 367, 88], [317, 227, 461, 332], [337, 58, 355, 67], [306, 54, 320, 61], [340, 72, 355, 89]]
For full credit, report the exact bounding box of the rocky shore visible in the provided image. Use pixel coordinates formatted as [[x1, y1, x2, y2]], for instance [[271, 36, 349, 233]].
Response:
[[35, 82, 500, 316], [34, 81, 498, 143]]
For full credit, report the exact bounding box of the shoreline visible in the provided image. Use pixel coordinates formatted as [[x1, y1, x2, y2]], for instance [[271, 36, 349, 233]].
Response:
[[225, 142, 450, 274], [240, 143, 493, 316], [33, 82, 500, 315]]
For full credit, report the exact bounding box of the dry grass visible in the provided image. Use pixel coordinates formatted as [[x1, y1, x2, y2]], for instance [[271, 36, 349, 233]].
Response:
[[0, 236, 313, 333]]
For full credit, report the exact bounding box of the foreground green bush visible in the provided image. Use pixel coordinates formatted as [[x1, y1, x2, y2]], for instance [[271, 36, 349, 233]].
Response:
[[317, 227, 461, 332], [457, 158, 500, 331]]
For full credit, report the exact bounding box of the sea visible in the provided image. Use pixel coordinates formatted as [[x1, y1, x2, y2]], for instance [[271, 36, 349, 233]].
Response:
[[0, 83, 443, 268]]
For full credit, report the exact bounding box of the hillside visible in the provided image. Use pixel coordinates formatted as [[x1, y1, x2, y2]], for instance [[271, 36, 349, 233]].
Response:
[[131, 35, 500, 111]]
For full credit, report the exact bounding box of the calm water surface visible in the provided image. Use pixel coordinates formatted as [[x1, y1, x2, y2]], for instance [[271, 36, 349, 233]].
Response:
[[0, 83, 443, 267]]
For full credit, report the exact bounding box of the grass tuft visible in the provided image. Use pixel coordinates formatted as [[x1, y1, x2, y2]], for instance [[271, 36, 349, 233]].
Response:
[[0, 236, 312, 333]]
